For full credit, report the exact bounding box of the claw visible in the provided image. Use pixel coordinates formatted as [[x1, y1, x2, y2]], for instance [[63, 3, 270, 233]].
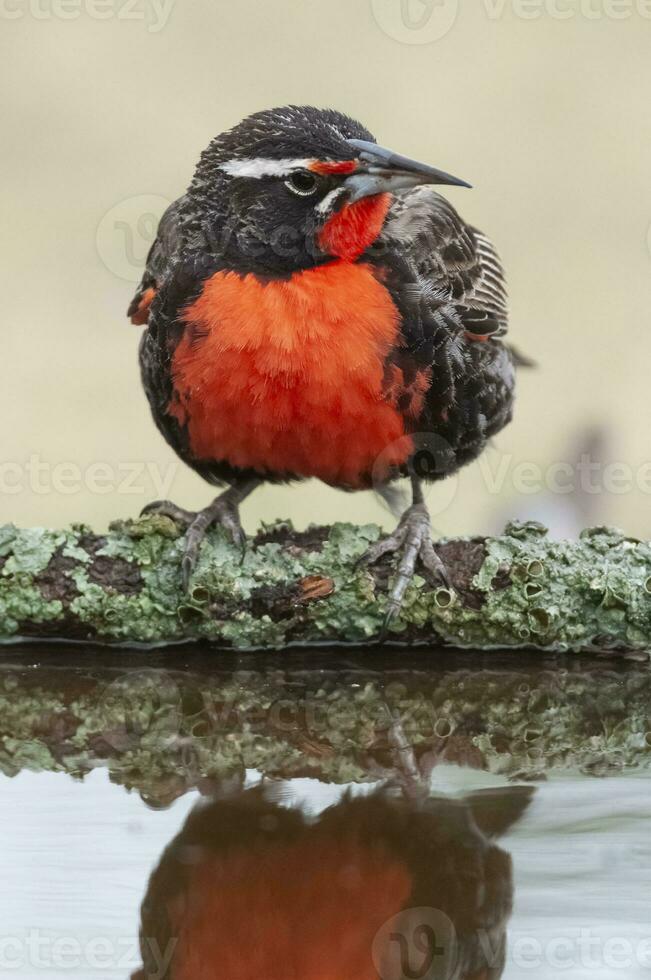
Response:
[[140, 480, 260, 592], [180, 503, 246, 589], [140, 500, 195, 528], [382, 602, 401, 634], [181, 553, 194, 592], [374, 609, 396, 645], [420, 535, 453, 591], [222, 510, 246, 551], [361, 500, 453, 632], [357, 524, 407, 568]]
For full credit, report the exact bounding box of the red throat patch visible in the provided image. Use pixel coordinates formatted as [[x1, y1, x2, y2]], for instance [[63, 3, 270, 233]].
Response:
[[317, 193, 392, 261]]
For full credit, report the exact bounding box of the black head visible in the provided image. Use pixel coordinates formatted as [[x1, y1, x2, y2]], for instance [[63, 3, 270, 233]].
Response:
[[185, 105, 470, 276]]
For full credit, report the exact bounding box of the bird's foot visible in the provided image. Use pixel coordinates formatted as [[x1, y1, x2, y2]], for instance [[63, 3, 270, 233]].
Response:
[[140, 500, 197, 528], [387, 713, 428, 800], [141, 495, 246, 590], [360, 502, 451, 631]]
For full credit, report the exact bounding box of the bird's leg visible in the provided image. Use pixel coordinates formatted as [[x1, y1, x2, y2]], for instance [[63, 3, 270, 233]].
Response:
[[141, 477, 261, 590], [387, 712, 428, 802], [360, 475, 451, 628]]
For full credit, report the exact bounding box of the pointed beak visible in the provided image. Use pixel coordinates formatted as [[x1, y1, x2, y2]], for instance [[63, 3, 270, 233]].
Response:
[[345, 138, 472, 202]]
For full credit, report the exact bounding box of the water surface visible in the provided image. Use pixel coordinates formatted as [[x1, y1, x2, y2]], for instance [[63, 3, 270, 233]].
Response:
[[1, 648, 649, 979]]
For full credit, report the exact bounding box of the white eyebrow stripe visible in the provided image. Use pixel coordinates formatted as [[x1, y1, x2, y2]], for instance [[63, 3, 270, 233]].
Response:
[[315, 186, 347, 214], [219, 157, 315, 178]]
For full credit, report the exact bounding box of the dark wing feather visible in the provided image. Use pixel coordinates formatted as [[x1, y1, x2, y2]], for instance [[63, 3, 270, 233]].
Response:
[[462, 228, 509, 336], [370, 187, 515, 482], [139, 248, 272, 488], [138, 251, 228, 483], [381, 185, 508, 338], [127, 195, 188, 322]]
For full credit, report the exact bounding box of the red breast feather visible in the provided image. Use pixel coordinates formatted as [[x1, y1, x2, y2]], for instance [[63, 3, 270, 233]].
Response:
[[172, 259, 413, 488]]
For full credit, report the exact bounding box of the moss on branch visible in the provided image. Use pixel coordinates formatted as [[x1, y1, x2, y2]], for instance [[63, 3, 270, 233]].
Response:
[[0, 517, 650, 652]]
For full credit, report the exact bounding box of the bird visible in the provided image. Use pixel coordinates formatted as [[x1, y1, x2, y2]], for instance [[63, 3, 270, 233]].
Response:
[[129, 770, 532, 979], [129, 105, 515, 623]]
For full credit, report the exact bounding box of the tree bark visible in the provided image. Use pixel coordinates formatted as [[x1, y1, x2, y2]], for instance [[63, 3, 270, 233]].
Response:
[[0, 516, 650, 653]]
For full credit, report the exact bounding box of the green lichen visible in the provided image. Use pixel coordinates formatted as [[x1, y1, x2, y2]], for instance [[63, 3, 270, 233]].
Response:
[[425, 524, 651, 653], [0, 526, 64, 638], [1, 525, 60, 575], [0, 518, 649, 652]]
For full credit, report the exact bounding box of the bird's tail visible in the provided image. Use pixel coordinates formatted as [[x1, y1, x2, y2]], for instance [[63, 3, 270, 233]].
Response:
[[508, 343, 537, 368]]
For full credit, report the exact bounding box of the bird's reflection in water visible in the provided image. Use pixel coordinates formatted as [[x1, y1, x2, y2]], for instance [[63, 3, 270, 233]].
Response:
[[131, 744, 532, 980]]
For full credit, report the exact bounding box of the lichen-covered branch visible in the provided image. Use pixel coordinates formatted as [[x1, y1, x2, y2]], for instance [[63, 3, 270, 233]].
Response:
[[1, 663, 649, 800], [0, 517, 650, 652]]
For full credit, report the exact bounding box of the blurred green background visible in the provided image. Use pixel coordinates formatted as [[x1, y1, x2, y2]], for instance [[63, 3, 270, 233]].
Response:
[[2, 0, 650, 538]]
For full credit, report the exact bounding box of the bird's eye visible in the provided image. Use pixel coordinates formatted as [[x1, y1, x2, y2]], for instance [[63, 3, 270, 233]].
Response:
[[285, 170, 318, 197]]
